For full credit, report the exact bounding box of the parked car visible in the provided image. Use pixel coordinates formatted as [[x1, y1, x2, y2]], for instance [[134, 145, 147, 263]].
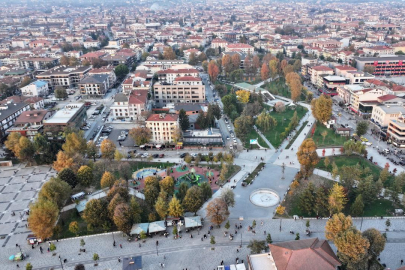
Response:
[[153, 154, 159, 158], [179, 153, 187, 158], [159, 153, 165, 158]]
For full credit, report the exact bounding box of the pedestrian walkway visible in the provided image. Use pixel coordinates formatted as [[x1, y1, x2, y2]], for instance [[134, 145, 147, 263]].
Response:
[[254, 126, 275, 150]]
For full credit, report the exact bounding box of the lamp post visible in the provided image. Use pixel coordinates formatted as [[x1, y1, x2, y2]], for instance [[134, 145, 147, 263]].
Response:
[[112, 232, 115, 246], [58, 255, 64, 270], [240, 231, 242, 248]]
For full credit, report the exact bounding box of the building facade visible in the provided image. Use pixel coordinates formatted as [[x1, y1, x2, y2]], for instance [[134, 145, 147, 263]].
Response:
[[146, 114, 179, 143]]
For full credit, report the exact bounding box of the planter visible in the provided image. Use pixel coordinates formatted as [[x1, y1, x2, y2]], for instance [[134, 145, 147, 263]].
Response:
[[211, 247, 215, 250], [94, 263, 98, 266]]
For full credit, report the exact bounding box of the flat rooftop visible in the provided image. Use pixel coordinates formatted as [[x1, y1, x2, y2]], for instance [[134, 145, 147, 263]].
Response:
[[355, 55, 405, 62], [248, 254, 277, 270], [43, 103, 84, 124]]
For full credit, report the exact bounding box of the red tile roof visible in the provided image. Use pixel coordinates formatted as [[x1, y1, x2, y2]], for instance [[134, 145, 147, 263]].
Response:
[[128, 90, 148, 105], [157, 68, 199, 74], [312, 66, 333, 72], [269, 238, 341, 270], [366, 79, 388, 87], [227, 43, 253, 49], [146, 114, 179, 122], [378, 94, 398, 101]]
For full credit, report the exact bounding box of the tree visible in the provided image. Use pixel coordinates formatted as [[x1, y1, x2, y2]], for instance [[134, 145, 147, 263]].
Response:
[[201, 182, 213, 201], [362, 228, 386, 268], [69, 221, 80, 236], [379, 168, 390, 184], [28, 199, 59, 240], [274, 101, 285, 112], [86, 141, 98, 162], [247, 240, 266, 254], [231, 54, 241, 71], [311, 95, 333, 123], [155, 196, 168, 220], [93, 253, 100, 263], [114, 150, 124, 161], [26, 263, 33, 270], [256, 112, 277, 132], [222, 54, 233, 75], [129, 127, 152, 146], [220, 188, 235, 208], [60, 56, 69, 65], [206, 198, 229, 226], [75, 264, 85, 270], [113, 203, 133, 235], [295, 233, 300, 240], [177, 182, 189, 202], [297, 138, 319, 178], [293, 59, 302, 72], [163, 47, 176, 60], [168, 196, 184, 217], [334, 229, 370, 269], [62, 132, 87, 156], [325, 213, 353, 241], [188, 52, 197, 65], [208, 60, 220, 82], [198, 52, 207, 62], [100, 139, 116, 160], [234, 115, 253, 140], [314, 186, 329, 216], [80, 239, 85, 247], [179, 109, 190, 130], [20, 76, 31, 88], [252, 55, 261, 73], [357, 175, 379, 205], [269, 59, 279, 79], [15, 136, 35, 164], [5, 132, 21, 154], [83, 199, 109, 229], [114, 64, 129, 80], [69, 57, 79, 66], [100, 171, 115, 189], [58, 168, 78, 188], [183, 186, 203, 214], [77, 165, 93, 187], [363, 65, 375, 74], [141, 52, 149, 61], [160, 176, 174, 195], [235, 90, 250, 103], [39, 177, 71, 208], [129, 197, 142, 223], [108, 193, 125, 219], [350, 194, 364, 216], [356, 121, 369, 137], [54, 87, 68, 99], [210, 235, 216, 245], [299, 183, 315, 215], [266, 233, 273, 244], [328, 183, 348, 215], [276, 205, 285, 215], [261, 63, 270, 80], [196, 111, 207, 129]]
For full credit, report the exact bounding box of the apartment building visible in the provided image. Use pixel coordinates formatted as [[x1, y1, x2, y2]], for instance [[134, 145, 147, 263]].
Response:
[[145, 113, 179, 143], [0, 97, 30, 142], [78, 74, 110, 97], [387, 117, 405, 148], [20, 57, 59, 70], [225, 43, 254, 54], [111, 91, 149, 120], [355, 56, 405, 76], [7, 110, 51, 140], [363, 46, 395, 56], [309, 66, 334, 88], [36, 66, 92, 90], [211, 38, 228, 49], [20, 80, 49, 97], [153, 77, 205, 107], [371, 103, 405, 130], [156, 68, 199, 84], [88, 67, 117, 87]]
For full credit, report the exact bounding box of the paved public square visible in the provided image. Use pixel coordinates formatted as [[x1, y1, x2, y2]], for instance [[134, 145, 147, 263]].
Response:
[[0, 164, 55, 250]]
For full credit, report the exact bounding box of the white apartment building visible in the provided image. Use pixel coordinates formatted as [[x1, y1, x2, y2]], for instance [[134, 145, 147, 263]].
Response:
[[153, 77, 205, 107], [20, 80, 49, 97], [145, 113, 179, 143]]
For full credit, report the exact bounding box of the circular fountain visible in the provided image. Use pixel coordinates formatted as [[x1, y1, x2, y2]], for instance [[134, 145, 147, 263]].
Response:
[[249, 189, 280, 207]]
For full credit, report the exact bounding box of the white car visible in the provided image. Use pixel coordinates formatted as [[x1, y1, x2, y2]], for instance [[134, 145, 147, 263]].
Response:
[[227, 125, 231, 129], [142, 153, 149, 158], [229, 145, 233, 150], [190, 153, 198, 157], [231, 133, 235, 138], [233, 138, 237, 143]]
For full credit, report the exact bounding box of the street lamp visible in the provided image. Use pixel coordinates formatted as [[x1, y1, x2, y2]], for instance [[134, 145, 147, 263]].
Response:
[[240, 231, 242, 248], [112, 232, 115, 246], [58, 255, 64, 270]]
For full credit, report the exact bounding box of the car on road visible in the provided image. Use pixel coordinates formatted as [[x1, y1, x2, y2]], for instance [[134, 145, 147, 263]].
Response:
[[190, 153, 198, 157], [117, 135, 126, 141], [227, 125, 231, 129], [233, 138, 237, 143], [231, 133, 235, 138], [362, 142, 372, 146], [141, 153, 149, 158], [179, 153, 187, 158], [226, 136, 230, 140], [153, 154, 159, 158], [229, 145, 233, 150], [159, 153, 165, 158], [360, 136, 368, 142]]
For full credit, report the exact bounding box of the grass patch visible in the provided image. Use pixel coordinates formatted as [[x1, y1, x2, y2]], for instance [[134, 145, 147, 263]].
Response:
[[243, 163, 265, 185], [363, 199, 395, 217], [243, 128, 270, 149], [286, 121, 308, 149], [309, 124, 348, 147], [258, 106, 308, 148]]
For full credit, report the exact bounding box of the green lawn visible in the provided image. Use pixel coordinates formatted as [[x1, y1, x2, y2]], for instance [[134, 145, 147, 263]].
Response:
[[263, 77, 304, 101], [363, 199, 395, 217], [243, 128, 270, 149], [258, 106, 308, 148], [310, 124, 348, 147], [317, 155, 383, 181]]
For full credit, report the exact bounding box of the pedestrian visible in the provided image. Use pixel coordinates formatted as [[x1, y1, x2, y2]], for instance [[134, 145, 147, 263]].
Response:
[[113, 241, 116, 247], [164, 255, 166, 260], [15, 243, 18, 247], [201, 237, 203, 241], [236, 248, 239, 253], [120, 244, 122, 248], [64, 259, 67, 263], [118, 257, 121, 262], [156, 240, 159, 246], [264, 230, 266, 235], [402, 259, 404, 265], [162, 264, 165, 268], [16, 264, 19, 268], [139, 243, 141, 248]]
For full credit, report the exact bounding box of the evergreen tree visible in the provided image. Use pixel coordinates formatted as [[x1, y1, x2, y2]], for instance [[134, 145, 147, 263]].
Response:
[[299, 183, 315, 216], [179, 109, 190, 130], [351, 194, 364, 216]]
